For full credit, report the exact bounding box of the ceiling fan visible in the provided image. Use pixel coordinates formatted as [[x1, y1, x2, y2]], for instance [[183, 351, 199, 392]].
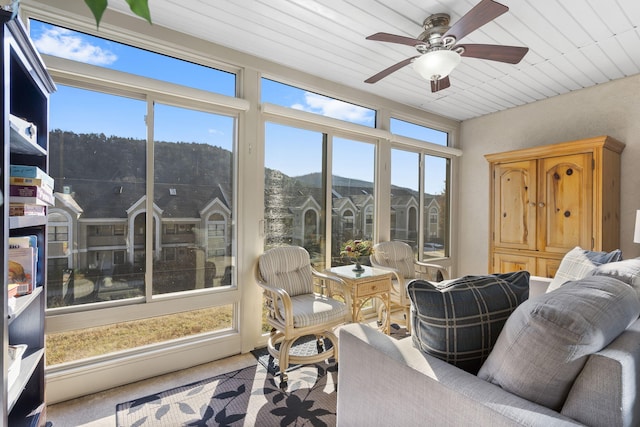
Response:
[[364, 0, 529, 92]]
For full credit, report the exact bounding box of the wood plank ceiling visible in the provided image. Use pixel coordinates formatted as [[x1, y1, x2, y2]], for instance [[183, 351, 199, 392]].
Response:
[[107, 0, 640, 122]]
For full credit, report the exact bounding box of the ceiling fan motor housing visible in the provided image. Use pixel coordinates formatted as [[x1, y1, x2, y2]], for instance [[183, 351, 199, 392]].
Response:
[[417, 13, 455, 53]]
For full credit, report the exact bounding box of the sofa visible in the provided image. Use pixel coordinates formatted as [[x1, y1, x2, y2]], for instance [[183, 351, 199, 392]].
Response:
[[337, 250, 640, 427]]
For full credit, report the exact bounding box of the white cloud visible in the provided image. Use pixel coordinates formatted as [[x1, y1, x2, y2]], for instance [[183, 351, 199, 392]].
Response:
[[34, 27, 117, 66], [293, 92, 374, 125]]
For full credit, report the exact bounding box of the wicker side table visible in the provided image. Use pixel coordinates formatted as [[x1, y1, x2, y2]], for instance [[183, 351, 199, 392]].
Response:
[[328, 265, 392, 334]]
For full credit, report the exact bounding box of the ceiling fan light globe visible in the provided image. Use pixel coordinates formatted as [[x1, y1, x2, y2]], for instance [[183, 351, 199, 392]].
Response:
[[412, 50, 461, 81]]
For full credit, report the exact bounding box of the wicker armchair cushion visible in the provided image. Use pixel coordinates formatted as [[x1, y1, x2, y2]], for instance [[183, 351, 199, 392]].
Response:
[[287, 294, 351, 328], [259, 246, 314, 297], [371, 241, 415, 279], [407, 271, 530, 375]]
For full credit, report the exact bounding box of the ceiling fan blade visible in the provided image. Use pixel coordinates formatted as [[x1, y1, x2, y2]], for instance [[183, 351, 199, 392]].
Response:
[[443, 0, 508, 42], [365, 56, 418, 84], [366, 32, 424, 47], [431, 76, 451, 92], [457, 44, 528, 64]]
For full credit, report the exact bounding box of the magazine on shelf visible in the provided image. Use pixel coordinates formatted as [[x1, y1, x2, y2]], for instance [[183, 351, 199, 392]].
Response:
[[8, 247, 36, 296], [9, 235, 38, 259]]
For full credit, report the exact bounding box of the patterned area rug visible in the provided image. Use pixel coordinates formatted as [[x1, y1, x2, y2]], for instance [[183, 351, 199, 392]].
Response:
[[116, 324, 407, 426], [116, 360, 338, 426]]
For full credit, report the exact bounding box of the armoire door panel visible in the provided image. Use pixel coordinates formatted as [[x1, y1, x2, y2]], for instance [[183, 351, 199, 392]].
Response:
[[539, 153, 593, 253], [492, 252, 536, 274], [493, 160, 537, 250]]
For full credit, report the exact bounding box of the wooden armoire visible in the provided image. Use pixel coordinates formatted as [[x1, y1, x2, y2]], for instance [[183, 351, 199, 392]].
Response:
[[485, 136, 624, 278]]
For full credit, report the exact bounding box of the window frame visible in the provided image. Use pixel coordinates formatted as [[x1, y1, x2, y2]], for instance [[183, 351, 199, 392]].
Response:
[[389, 142, 456, 264], [42, 58, 247, 337]]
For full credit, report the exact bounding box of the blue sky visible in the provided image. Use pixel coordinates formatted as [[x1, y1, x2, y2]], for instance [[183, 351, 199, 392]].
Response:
[[29, 20, 447, 194]]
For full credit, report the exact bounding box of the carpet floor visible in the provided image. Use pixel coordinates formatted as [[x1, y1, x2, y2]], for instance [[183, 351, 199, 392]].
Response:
[[116, 324, 408, 426]]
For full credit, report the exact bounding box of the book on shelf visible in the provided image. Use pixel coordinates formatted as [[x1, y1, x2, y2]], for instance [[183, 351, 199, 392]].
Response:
[[10, 164, 54, 188], [9, 185, 55, 206], [10, 195, 54, 206], [9, 235, 38, 249], [9, 196, 53, 207], [9, 196, 54, 207], [9, 203, 46, 216], [8, 247, 36, 296], [10, 184, 53, 198], [10, 176, 54, 192]]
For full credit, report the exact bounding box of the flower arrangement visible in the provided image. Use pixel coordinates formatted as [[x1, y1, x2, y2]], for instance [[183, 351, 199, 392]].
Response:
[[340, 239, 374, 258]]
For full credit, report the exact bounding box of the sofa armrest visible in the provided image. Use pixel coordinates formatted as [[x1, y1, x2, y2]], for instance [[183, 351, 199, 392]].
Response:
[[337, 323, 583, 427], [561, 318, 640, 427], [529, 275, 552, 298]]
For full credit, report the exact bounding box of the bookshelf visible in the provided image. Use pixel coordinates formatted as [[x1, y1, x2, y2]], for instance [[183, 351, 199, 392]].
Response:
[[1, 10, 55, 426]]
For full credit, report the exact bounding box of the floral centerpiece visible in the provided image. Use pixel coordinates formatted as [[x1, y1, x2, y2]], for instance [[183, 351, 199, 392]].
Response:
[[340, 239, 373, 272]]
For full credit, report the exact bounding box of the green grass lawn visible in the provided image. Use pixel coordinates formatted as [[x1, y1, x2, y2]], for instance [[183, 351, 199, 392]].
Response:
[[45, 306, 233, 365]]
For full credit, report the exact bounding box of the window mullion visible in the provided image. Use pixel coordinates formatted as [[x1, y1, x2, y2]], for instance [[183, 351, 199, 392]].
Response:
[[145, 98, 155, 300]]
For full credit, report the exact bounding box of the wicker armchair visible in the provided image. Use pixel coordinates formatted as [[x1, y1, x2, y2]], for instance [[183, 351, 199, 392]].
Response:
[[369, 241, 449, 333], [256, 246, 352, 388]]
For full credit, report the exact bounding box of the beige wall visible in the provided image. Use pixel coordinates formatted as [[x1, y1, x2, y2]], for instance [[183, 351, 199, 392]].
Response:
[[457, 73, 640, 276]]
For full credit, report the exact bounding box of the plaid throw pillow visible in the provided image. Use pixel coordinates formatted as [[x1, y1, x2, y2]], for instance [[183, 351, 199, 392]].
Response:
[[407, 271, 530, 374]]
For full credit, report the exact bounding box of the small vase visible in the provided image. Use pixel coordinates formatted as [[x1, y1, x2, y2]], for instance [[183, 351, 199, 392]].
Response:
[[352, 260, 365, 272]]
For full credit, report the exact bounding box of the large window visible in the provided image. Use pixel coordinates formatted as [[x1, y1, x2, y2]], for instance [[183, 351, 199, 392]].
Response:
[[390, 117, 451, 260], [261, 78, 375, 127], [30, 20, 236, 96], [390, 117, 448, 146], [331, 137, 376, 263], [264, 123, 326, 266], [264, 122, 376, 268], [390, 150, 420, 247], [153, 103, 235, 295], [33, 22, 240, 366], [47, 87, 147, 308], [423, 155, 449, 259]]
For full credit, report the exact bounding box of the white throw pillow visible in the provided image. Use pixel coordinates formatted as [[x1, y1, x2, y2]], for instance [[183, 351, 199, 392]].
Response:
[[547, 246, 622, 292], [478, 276, 640, 411]]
